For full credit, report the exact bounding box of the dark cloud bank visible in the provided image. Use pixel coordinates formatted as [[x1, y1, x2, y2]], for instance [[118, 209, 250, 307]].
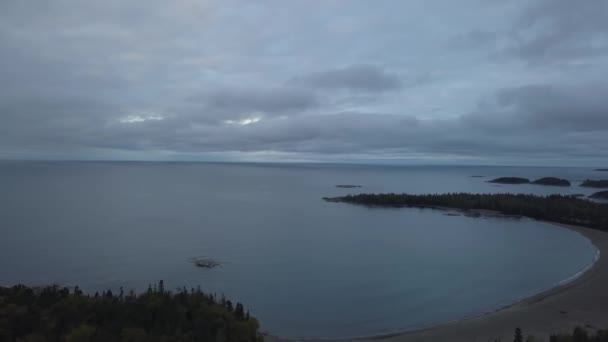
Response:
[[0, 0, 607, 165]]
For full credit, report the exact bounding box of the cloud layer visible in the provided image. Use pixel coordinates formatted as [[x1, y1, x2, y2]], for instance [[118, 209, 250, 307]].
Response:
[[1, 0, 607, 165]]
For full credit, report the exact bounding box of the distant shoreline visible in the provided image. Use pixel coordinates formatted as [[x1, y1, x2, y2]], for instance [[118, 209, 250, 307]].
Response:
[[266, 214, 608, 342]]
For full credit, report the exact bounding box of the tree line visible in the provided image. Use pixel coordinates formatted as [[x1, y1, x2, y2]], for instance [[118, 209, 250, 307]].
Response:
[[324, 193, 608, 231], [0, 281, 261, 342], [511, 326, 608, 342]]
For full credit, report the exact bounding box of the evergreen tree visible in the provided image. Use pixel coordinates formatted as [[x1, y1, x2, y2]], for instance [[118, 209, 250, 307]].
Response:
[[573, 326, 589, 342], [235, 303, 245, 320], [514, 328, 523, 342]]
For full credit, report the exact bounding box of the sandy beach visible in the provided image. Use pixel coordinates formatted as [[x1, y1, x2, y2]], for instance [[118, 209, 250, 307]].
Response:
[[267, 223, 608, 342]]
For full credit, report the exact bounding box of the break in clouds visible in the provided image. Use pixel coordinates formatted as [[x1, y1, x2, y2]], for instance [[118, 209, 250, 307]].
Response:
[[1, 0, 607, 165]]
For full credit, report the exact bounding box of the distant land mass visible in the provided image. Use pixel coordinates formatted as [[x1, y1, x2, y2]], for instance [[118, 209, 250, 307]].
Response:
[[590, 191, 608, 200], [335, 184, 362, 188], [581, 180, 608, 188], [323, 193, 608, 231], [488, 177, 530, 184], [595, 169, 608, 171], [487, 177, 572, 186], [532, 177, 571, 186]]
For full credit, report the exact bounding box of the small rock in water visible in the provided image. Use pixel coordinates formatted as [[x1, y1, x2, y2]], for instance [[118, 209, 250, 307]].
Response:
[[190, 257, 221, 269]]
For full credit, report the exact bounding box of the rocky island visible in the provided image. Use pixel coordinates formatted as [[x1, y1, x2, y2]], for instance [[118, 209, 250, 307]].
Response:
[[531, 177, 571, 186], [581, 180, 608, 188], [488, 177, 530, 184], [335, 184, 362, 188], [190, 257, 221, 268]]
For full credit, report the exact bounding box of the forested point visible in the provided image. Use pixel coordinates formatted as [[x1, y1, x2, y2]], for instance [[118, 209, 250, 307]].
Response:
[[581, 180, 608, 188], [590, 191, 608, 200], [0, 281, 261, 342], [323, 193, 608, 231]]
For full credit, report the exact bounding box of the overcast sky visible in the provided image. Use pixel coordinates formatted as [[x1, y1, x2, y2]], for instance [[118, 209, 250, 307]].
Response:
[[1, 0, 607, 165]]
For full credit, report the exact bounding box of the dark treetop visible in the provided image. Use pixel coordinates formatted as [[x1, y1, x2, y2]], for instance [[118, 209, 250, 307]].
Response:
[[323, 193, 608, 231], [488, 177, 531, 184], [543, 326, 608, 342], [0, 281, 261, 342]]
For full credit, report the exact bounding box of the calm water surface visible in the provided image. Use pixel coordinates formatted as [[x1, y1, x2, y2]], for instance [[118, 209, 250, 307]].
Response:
[[0, 162, 601, 338]]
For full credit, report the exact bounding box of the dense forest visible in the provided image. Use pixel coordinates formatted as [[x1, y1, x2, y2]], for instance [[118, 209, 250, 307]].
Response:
[[324, 193, 608, 231], [514, 326, 608, 342], [0, 281, 261, 342]]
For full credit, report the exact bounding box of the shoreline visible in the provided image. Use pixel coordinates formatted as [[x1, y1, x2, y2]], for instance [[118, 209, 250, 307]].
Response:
[[266, 220, 608, 342]]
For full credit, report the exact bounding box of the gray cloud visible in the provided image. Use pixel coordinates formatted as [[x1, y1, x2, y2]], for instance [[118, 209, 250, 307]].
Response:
[[455, 0, 608, 66], [292, 65, 403, 93], [196, 87, 318, 119], [511, 0, 608, 64], [497, 84, 608, 131], [466, 83, 608, 132], [1, 0, 607, 165]]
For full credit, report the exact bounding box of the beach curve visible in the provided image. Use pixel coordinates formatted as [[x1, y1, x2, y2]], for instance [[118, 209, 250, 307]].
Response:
[[266, 222, 608, 342]]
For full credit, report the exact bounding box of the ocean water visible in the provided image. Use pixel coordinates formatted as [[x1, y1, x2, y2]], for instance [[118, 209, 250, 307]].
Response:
[[0, 161, 602, 338]]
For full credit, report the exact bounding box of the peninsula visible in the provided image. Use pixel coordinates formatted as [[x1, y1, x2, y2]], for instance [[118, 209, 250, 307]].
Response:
[[581, 180, 608, 188], [323, 193, 608, 231], [591, 191, 608, 200]]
